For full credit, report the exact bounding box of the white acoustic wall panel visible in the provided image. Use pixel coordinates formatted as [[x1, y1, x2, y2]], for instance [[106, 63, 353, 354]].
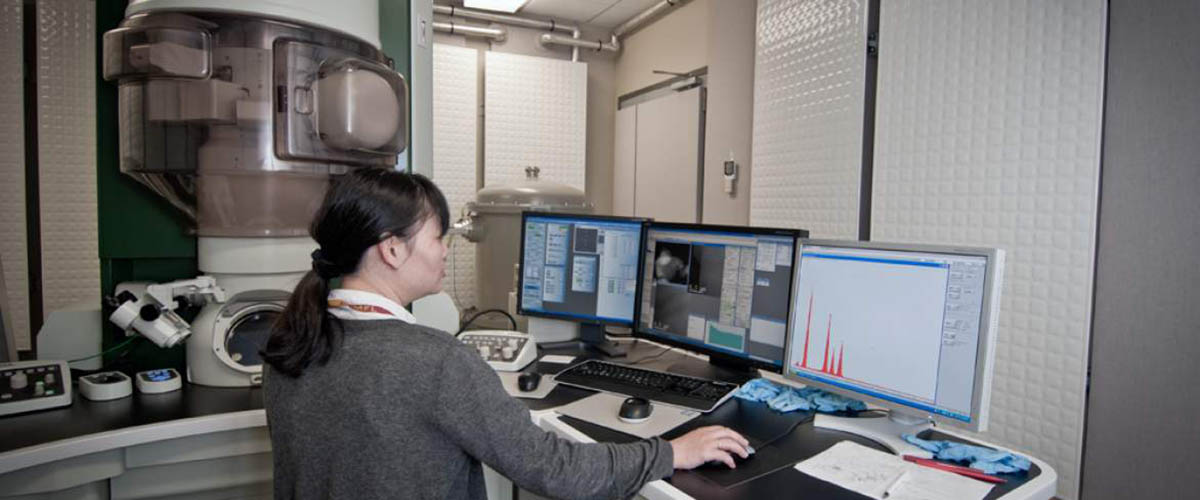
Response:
[[484, 52, 587, 191], [37, 0, 99, 323], [432, 43, 479, 311], [871, 2, 1106, 498], [0, 0, 27, 350], [750, 0, 869, 237]]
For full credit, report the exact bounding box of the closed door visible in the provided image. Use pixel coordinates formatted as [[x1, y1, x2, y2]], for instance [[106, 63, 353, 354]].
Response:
[[613, 87, 704, 222]]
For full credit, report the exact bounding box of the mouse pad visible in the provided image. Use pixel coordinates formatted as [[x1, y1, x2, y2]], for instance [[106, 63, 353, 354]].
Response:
[[661, 398, 815, 489], [662, 398, 814, 449], [555, 393, 701, 439], [497, 371, 558, 400]]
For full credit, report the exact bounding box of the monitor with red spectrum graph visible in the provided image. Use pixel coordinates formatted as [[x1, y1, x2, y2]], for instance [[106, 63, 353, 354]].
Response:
[[783, 240, 1004, 447]]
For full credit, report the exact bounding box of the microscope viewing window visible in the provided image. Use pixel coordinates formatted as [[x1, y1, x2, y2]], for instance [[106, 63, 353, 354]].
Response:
[[225, 309, 278, 367]]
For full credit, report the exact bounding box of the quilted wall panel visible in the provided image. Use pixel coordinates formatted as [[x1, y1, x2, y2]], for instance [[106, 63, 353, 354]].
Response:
[[0, 0, 28, 349], [37, 0, 99, 321], [750, 0, 868, 237], [432, 44, 479, 311], [484, 51, 587, 191], [871, 2, 1106, 498]]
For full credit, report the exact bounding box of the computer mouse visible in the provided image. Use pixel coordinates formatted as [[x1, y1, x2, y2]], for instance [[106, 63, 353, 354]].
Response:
[[618, 397, 653, 424], [517, 372, 541, 392], [702, 445, 757, 468]]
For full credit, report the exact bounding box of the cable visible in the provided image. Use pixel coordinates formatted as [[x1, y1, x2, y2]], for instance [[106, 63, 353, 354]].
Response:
[[456, 308, 518, 335], [68, 336, 140, 363], [627, 345, 673, 365]]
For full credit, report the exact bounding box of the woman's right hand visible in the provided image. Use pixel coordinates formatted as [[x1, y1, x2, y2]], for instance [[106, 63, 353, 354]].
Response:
[[669, 425, 751, 469]]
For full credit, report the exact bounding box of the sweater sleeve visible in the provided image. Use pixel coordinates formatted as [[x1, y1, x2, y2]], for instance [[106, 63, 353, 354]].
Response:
[[431, 342, 674, 500]]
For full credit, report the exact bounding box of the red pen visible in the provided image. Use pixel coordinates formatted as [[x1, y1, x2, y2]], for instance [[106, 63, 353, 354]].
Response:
[[902, 455, 1007, 484]]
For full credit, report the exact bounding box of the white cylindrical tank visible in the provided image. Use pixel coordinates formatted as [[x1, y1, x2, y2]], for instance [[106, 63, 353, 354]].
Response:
[[460, 167, 592, 321]]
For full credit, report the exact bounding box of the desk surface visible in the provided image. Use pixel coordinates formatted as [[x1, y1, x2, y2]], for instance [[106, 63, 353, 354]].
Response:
[[532, 339, 1047, 500], [0, 337, 1052, 499]]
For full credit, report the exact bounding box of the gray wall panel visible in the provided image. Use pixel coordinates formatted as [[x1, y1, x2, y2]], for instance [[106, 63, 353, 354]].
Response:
[[1083, 0, 1200, 498]]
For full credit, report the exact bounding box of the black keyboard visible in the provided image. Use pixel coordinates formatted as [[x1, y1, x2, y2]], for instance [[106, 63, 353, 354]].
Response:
[[553, 360, 740, 412]]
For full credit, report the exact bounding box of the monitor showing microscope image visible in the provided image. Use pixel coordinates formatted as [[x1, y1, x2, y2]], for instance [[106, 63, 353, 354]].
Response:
[[637, 223, 805, 372]]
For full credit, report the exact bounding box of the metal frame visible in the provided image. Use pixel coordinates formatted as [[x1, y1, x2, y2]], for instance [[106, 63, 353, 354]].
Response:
[[0, 258, 16, 362]]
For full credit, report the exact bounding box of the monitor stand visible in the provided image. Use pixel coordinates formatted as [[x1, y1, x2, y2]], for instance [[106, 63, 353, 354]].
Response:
[[813, 410, 935, 458], [580, 323, 627, 357], [665, 356, 759, 385]]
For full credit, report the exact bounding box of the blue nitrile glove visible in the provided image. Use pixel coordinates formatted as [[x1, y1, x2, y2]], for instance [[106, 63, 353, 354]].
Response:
[[902, 434, 1032, 474], [808, 389, 869, 412], [767, 388, 812, 412], [734, 378, 867, 414], [733, 378, 783, 402]]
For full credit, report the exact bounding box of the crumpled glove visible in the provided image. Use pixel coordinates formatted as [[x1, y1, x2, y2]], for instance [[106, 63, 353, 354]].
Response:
[[767, 387, 812, 412], [733, 378, 782, 402], [902, 433, 1032, 474], [734, 378, 867, 414]]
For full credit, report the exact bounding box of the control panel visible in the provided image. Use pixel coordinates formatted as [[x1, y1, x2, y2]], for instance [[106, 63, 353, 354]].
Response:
[[0, 360, 72, 416], [459, 330, 537, 372]]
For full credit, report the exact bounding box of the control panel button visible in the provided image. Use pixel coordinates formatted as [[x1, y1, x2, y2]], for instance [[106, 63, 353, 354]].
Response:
[[10, 372, 27, 390]]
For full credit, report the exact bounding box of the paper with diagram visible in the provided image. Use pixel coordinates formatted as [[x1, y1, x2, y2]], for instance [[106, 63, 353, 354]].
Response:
[[794, 441, 993, 500]]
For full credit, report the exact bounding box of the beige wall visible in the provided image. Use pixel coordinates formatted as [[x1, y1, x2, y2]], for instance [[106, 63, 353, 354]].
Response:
[[701, 0, 755, 225], [614, 0, 710, 97], [613, 0, 753, 225]]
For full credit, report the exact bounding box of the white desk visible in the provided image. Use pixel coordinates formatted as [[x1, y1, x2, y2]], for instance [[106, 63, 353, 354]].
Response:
[[0, 340, 1056, 500]]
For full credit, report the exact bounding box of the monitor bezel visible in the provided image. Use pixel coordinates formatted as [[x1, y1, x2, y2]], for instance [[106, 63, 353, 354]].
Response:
[[516, 211, 650, 327], [782, 239, 1004, 432], [634, 222, 809, 374]]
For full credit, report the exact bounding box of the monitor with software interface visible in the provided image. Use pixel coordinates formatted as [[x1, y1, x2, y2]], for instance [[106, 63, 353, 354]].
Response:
[[637, 222, 806, 374], [783, 240, 1003, 452], [517, 212, 648, 353]]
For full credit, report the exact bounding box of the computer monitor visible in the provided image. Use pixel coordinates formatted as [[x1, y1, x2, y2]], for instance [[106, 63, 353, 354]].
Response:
[[517, 212, 648, 355], [783, 239, 1004, 454], [637, 223, 806, 374]]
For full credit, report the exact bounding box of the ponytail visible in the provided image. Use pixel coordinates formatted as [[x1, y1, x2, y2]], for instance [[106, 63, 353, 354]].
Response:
[[261, 169, 450, 378], [262, 270, 342, 378]]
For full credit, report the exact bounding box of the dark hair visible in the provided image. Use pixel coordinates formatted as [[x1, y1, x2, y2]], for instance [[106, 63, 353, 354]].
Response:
[[262, 169, 450, 378]]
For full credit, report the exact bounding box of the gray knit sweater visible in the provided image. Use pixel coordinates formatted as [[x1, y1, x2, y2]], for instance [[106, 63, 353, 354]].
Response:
[[264, 319, 674, 499]]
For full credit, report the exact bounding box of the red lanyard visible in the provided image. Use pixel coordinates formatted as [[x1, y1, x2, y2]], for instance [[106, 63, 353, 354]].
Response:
[[327, 299, 399, 318]]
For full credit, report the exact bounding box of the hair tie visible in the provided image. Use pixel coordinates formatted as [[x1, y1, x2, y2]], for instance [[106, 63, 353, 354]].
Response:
[[311, 249, 340, 280]]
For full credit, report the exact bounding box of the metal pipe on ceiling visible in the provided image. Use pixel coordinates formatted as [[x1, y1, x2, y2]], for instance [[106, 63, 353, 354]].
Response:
[[536, 0, 688, 54], [539, 33, 619, 53], [433, 4, 578, 33], [432, 21, 507, 42], [613, 0, 687, 38], [434, 0, 690, 59], [433, 3, 581, 60]]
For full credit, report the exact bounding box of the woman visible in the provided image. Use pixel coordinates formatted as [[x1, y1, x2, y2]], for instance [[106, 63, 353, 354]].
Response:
[[263, 169, 750, 499]]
